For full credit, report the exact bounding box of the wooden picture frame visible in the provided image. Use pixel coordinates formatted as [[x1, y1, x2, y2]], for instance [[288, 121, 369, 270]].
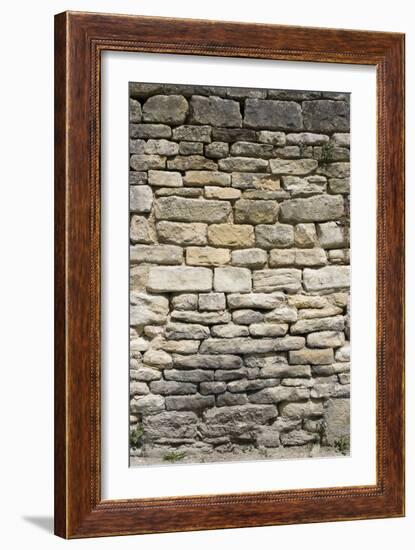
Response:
[[54, 11, 405, 538]]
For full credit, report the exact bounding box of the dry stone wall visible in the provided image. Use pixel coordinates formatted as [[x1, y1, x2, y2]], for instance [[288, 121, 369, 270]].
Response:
[[129, 82, 350, 464]]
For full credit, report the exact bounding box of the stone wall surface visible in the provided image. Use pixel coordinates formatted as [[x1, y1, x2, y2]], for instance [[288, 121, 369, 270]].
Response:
[[129, 83, 350, 464]]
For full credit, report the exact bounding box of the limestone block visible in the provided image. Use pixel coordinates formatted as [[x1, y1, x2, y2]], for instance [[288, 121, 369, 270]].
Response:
[[214, 267, 252, 292], [186, 246, 230, 267], [155, 197, 231, 223], [148, 170, 182, 187], [189, 95, 242, 127], [244, 99, 303, 130], [253, 269, 301, 293], [303, 266, 350, 291], [156, 221, 207, 245], [208, 224, 255, 248], [147, 266, 212, 292], [234, 199, 278, 224], [279, 195, 344, 223], [142, 94, 188, 124], [130, 185, 153, 213], [303, 100, 350, 132]]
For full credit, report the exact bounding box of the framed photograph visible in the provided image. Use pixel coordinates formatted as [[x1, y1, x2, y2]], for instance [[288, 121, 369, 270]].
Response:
[[54, 11, 405, 538]]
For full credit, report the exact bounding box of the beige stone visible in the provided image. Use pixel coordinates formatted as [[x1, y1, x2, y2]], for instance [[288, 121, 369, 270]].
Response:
[[208, 224, 255, 248], [186, 246, 230, 266]]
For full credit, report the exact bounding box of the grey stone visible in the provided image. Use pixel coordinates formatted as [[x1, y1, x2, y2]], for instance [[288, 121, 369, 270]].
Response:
[[142, 94, 188, 124], [212, 128, 256, 143], [279, 195, 344, 223], [143, 349, 173, 368], [249, 323, 288, 337], [167, 155, 217, 171], [234, 199, 278, 224], [244, 99, 303, 130], [256, 426, 280, 447], [280, 430, 317, 446], [165, 323, 210, 340], [132, 366, 162, 382], [155, 339, 200, 355], [231, 248, 268, 269], [205, 187, 241, 200], [208, 224, 255, 248], [172, 125, 212, 142], [143, 411, 198, 439], [130, 265, 151, 292], [231, 172, 280, 190], [228, 379, 280, 392], [199, 292, 226, 311], [130, 139, 145, 154], [129, 171, 148, 185], [189, 95, 242, 127], [173, 354, 243, 370], [294, 223, 317, 248], [332, 133, 350, 147], [218, 157, 268, 173], [130, 185, 153, 213], [130, 293, 169, 326], [148, 170, 182, 187], [253, 269, 301, 293], [145, 139, 179, 156], [130, 216, 156, 244], [255, 224, 294, 249], [288, 295, 329, 309], [130, 98, 142, 122], [130, 382, 149, 396], [214, 267, 252, 292], [259, 363, 311, 379], [335, 343, 350, 362], [164, 369, 214, 383], [290, 315, 345, 335], [303, 100, 349, 132], [269, 158, 318, 175], [264, 305, 298, 323], [203, 404, 278, 425], [249, 386, 309, 404], [183, 171, 231, 187], [216, 392, 248, 406], [286, 133, 329, 146], [269, 248, 327, 267], [130, 244, 183, 265], [257, 131, 286, 145], [155, 188, 202, 198], [171, 294, 198, 311], [324, 398, 350, 445], [279, 400, 324, 419], [282, 175, 327, 197], [155, 197, 231, 223], [230, 141, 274, 158], [328, 177, 350, 194], [267, 90, 321, 101], [318, 162, 350, 179], [179, 141, 203, 155], [130, 394, 165, 415], [130, 154, 166, 171], [156, 221, 207, 245], [205, 142, 229, 158], [227, 292, 285, 310], [186, 246, 230, 267], [232, 309, 263, 325], [214, 368, 253, 381], [150, 380, 197, 395], [130, 123, 171, 139], [289, 348, 334, 365], [199, 336, 304, 355], [165, 394, 215, 411], [171, 310, 231, 325], [200, 382, 227, 395], [303, 266, 350, 291], [210, 324, 249, 338], [298, 306, 343, 320], [317, 222, 346, 249]]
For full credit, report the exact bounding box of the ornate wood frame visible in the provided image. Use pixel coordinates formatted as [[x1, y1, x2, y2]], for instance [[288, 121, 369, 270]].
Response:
[[54, 11, 405, 538]]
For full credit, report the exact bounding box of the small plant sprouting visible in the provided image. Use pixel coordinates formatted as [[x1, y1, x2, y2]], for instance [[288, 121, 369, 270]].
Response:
[[333, 436, 350, 455], [162, 451, 187, 463], [320, 141, 335, 165], [317, 420, 328, 446], [129, 425, 144, 449]]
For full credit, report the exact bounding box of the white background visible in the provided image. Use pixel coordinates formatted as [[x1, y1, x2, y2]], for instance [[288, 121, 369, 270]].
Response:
[[102, 52, 376, 499], [0, 0, 412, 548]]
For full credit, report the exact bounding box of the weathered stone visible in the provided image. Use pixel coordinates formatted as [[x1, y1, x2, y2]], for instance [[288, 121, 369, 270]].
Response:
[[216, 392, 248, 406], [130, 244, 183, 265], [204, 404, 278, 424], [172, 125, 211, 142], [167, 155, 217, 171], [298, 306, 343, 320], [290, 315, 345, 335], [253, 269, 301, 293], [328, 250, 349, 264], [130, 154, 166, 171], [303, 266, 350, 291], [269, 158, 318, 175], [230, 141, 274, 158], [280, 430, 317, 446], [199, 336, 304, 355], [186, 246, 230, 267], [130, 216, 156, 244], [255, 224, 294, 249], [145, 139, 179, 156], [156, 221, 207, 245], [227, 292, 285, 310], [249, 386, 309, 404], [231, 248, 267, 269], [171, 310, 231, 325], [214, 368, 253, 381], [328, 178, 350, 194], [189, 95, 242, 127], [324, 398, 350, 445], [279, 195, 344, 223], [332, 133, 350, 147], [148, 170, 182, 187], [130, 394, 165, 415], [218, 157, 268, 172], [289, 348, 334, 365], [143, 349, 172, 368], [249, 323, 288, 337], [166, 395, 215, 411], [232, 309, 263, 325], [338, 373, 350, 385], [234, 199, 278, 224], [294, 223, 317, 248], [164, 369, 214, 383], [214, 267, 252, 292], [210, 324, 249, 338], [142, 94, 188, 124], [171, 294, 198, 311], [155, 197, 231, 223], [335, 343, 350, 362], [130, 98, 142, 122], [150, 380, 197, 395], [183, 171, 231, 187], [130, 123, 171, 139], [155, 339, 200, 355], [173, 354, 242, 370], [282, 175, 327, 197], [212, 128, 256, 143], [143, 326, 164, 338], [155, 188, 202, 198], [143, 411, 198, 439], [129, 171, 148, 185], [317, 222, 346, 249], [288, 295, 328, 309], [244, 99, 302, 130], [279, 400, 324, 419], [282, 378, 314, 388], [130, 138, 145, 154], [200, 381, 227, 395], [303, 100, 349, 132], [208, 224, 255, 248], [257, 131, 286, 145], [205, 186, 241, 200], [264, 305, 298, 323], [199, 293, 226, 311], [165, 323, 210, 340], [205, 142, 229, 158], [269, 248, 327, 267], [258, 363, 312, 379], [276, 146, 303, 159], [130, 293, 169, 326], [231, 172, 280, 190], [286, 133, 329, 146], [132, 366, 162, 382], [318, 162, 350, 179], [130, 338, 149, 356], [179, 141, 203, 155], [130, 185, 153, 213], [228, 379, 280, 392], [130, 265, 151, 292]]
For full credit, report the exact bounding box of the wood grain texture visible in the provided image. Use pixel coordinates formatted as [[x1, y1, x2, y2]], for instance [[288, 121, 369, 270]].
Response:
[[54, 10, 405, 539]]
